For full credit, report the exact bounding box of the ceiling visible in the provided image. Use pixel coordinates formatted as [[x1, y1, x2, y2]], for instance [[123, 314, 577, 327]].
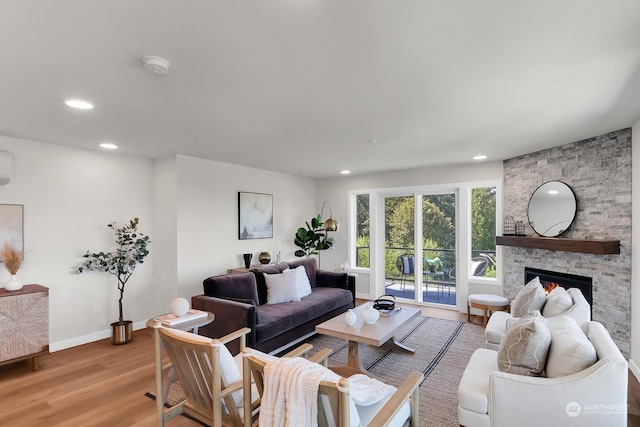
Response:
[[2, 1, 640, 178]]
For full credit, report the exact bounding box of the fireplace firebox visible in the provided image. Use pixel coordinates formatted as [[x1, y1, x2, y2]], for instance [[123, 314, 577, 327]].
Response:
[[524, 267, 592, 318]]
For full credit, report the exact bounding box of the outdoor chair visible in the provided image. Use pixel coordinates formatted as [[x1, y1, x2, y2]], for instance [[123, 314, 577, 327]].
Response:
[[243, 350, 423, 426], [395, 255, 415, 291], [448, 257, 489, 280], [151, 322, 329, 427]]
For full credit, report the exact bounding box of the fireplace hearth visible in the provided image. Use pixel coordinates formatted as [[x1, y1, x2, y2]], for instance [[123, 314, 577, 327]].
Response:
[[524, 267, 593, 318]]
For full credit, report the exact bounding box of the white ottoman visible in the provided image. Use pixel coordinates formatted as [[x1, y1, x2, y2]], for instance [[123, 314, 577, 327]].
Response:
[[467, 294, 510, 327]]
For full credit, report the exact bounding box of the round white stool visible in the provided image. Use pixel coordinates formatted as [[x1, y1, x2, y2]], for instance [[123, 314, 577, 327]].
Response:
[[468, 294, 510, 327]]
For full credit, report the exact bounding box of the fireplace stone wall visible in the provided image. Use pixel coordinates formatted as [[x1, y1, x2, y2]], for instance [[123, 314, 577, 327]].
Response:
[[502, 128, 631, 356]]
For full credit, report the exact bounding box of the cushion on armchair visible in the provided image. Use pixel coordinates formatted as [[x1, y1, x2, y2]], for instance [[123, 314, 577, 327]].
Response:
[[542, 286, 573, 317], [511, 276, 547, 317], [497, 311, 551, 376], [545, 316, 597, 378]]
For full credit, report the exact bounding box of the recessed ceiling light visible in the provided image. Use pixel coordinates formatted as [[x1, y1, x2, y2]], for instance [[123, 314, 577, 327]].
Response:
[[99, 143, 118, 150], [472, 155, 487, 160], [548, 190, 559, 195], [65, 98, 94, 110], [340, 170, 351, 175]]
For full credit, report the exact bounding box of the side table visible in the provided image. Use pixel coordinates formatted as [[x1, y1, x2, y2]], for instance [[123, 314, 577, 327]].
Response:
[[147, 311, 215, 404], [146, 311, 215, 334]]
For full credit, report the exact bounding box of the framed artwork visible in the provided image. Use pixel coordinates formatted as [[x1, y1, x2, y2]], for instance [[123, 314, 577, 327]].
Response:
[[238, 192, 273, 240], [0, 204, 23, 253]]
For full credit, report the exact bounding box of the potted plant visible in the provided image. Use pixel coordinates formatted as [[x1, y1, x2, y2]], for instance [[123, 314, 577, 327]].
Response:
[[425, 257, 443, 273], [77, 218, 150, 345], [294, 214, 334, 258]]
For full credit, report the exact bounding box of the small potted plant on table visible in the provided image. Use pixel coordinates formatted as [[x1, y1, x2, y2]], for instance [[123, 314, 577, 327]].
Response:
[[425, 257, 443, 273], [77, 218, 150, 344]]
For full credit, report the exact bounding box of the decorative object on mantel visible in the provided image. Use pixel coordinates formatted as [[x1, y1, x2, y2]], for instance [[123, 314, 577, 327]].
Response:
[[515, 220, 526, 236], [258, 251, 271, 264], [243, 253, 252, 268], [503, 215, 515, 236], [76, 218, 150, 345], [293, 201, 338, 257], [1, 242, 23, 291]]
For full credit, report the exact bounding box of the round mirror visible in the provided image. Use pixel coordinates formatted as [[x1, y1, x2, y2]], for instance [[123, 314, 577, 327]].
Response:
[[527, 181, 576, 237]]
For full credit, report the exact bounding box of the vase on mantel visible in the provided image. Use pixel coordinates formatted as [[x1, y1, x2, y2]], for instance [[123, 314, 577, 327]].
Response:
[[5, 274, 22, 291]]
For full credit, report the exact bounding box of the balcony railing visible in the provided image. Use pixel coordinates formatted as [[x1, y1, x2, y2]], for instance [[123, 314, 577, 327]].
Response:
[[355, 246, 496, 283]]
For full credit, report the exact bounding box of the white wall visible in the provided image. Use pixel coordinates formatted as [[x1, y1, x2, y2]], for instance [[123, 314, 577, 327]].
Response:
[[174, 155, 316, 299], [0, 139, 317, 352], [0, 136, 154, 350], [152, 155, 179, 316], [632, 119, 640, 378], [316, 161, 503, 299]]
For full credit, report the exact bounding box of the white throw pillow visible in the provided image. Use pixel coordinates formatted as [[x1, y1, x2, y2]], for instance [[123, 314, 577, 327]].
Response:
[[511, 276, 547, 317], [542, 286, 573, 317], [292, 265, 312, 299], [546, 316, 597, 378], [264, 271, 301, 304]]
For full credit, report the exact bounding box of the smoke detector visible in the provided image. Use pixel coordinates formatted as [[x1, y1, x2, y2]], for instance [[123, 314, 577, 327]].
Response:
[[141, 56, 170, 74]]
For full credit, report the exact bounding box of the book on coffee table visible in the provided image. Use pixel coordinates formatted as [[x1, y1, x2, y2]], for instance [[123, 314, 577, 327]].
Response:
[[157, 309, 208, 326]]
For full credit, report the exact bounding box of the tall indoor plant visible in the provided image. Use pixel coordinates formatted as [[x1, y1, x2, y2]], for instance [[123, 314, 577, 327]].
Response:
[[77, 218, 150, 344]]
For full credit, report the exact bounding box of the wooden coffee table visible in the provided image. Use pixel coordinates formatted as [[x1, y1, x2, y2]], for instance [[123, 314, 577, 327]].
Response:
[[315, 304, 421, 376]]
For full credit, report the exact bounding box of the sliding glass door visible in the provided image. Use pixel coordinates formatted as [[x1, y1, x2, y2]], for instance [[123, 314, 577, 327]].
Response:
[[381, 191, 457, 306], [421, 193, 456, 306]]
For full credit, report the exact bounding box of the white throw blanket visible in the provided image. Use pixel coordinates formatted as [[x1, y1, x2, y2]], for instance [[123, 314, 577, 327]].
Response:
[[258, 357, 397, 427]]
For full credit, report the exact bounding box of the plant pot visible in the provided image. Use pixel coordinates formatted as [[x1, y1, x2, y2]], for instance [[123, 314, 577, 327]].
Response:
[[111, 320, 133, 345], [429, 265, 438, 273]]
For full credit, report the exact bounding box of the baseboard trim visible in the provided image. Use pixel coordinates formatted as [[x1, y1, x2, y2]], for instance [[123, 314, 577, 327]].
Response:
[[50, 320, 148, 352]]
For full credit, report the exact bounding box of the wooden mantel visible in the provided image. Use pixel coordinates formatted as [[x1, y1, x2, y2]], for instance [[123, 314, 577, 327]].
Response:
[[495, 236, 620, 255]]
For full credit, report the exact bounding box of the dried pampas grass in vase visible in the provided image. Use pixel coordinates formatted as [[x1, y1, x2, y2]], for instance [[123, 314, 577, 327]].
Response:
[[2, 242, 23, 291]]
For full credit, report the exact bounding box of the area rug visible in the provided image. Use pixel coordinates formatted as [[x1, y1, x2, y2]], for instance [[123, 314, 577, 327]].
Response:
[[146, 316, 485, 426]]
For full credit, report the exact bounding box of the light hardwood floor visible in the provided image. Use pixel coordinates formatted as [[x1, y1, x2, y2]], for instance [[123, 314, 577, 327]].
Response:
[[0, 304, 637, 427]]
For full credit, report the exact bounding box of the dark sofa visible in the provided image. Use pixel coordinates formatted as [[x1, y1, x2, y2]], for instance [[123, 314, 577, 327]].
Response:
[[192, 257, 355, 354]]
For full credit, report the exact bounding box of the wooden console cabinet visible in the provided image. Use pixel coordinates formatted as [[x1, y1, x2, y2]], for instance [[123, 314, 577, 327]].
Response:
[[0, 284, 49, 370]]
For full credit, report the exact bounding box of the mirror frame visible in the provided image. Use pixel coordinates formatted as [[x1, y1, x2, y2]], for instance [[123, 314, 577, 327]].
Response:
[[527, 181, 577, 237]]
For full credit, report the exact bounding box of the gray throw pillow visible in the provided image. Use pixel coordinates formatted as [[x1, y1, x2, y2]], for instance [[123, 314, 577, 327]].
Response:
[[511, 276, 547, 317], [497, 311, 551, 376]]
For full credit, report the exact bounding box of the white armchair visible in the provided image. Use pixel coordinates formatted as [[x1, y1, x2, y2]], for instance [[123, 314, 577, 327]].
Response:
[[485, 287, 590, 350], [458, 321, 628, 427]]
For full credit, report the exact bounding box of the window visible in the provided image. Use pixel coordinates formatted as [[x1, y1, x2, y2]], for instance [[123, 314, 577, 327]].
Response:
[[355, 193, 370, 268], [470, 187, 497, 278]]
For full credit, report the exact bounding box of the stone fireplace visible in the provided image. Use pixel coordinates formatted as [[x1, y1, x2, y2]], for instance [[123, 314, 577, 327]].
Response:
[[502, 129, 631, 357]]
